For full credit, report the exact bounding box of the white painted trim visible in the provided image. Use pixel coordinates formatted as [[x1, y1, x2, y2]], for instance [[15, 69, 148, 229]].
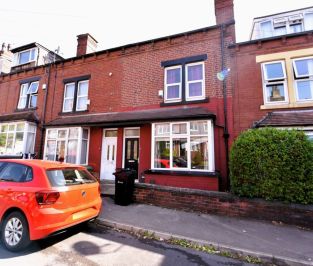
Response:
[[151, 120, 214, 172], [62, 82, 75, 113], [76, 80, 89, 111], [185, 61, 205, 101], [164, 65, 182, 103]]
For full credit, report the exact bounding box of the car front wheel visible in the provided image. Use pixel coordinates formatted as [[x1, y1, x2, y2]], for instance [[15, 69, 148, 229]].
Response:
[[1, 211, 30, 252]]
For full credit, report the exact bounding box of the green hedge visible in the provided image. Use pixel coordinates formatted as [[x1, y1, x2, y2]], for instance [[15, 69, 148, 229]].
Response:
[[230, 128, 313, 204]]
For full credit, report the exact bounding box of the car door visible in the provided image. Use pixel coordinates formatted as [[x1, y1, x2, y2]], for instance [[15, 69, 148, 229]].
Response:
[[0, 162, 33, 216]]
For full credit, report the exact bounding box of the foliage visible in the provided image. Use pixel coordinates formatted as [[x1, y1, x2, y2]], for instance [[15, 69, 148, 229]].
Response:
[[230, 128, 313, 204]]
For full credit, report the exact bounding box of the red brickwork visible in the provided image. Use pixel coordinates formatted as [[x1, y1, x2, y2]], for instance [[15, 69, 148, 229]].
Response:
[[134, 183, 313, 229], [231, 34, 313, 138]]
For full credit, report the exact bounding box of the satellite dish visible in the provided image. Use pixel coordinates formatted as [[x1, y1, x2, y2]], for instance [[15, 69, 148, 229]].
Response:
[[217, 68, 230, 81]]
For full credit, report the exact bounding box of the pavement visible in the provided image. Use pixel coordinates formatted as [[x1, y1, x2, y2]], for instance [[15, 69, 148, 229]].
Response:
[[97, 195, 313, 266]]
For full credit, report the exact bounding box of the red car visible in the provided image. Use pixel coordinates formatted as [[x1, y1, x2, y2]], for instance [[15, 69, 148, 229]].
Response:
[[0, 159, 102, 252]]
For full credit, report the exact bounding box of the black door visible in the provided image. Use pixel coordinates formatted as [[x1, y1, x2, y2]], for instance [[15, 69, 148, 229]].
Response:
[[124, 138, 139, 178]]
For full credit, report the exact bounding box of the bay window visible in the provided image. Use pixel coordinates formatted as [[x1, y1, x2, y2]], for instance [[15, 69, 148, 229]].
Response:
[[44, 127, 89, 165], [152, 120, 214, 171], [293, 57, 313, 101], [0, 122, 36, 156]]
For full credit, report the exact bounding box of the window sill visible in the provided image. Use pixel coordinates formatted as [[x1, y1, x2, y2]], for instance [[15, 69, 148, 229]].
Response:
[[58, 110, 89, 116], [261, 101, 313, 110], [160, 97, 209, 107], [143, 169, 218, 177], [15, 107, 38, 112]]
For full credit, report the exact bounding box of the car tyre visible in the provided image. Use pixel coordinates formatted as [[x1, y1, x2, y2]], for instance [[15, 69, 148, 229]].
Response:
[[1, 211, 31, 252]]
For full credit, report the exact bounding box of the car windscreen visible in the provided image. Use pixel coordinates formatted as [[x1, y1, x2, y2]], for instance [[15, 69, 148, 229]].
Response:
[[46, 168, 97, 187]]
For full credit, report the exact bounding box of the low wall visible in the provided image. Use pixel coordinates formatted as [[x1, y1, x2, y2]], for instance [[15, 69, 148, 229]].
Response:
[[133, 183, 313, 229]]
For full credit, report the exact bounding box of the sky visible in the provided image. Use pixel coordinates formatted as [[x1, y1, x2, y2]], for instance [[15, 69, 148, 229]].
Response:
[[0, 0, 313, 58]]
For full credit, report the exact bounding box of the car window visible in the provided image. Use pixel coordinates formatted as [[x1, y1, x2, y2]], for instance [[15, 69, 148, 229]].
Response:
[[46, 168, 97, 187], [0, 163, 33, 182]]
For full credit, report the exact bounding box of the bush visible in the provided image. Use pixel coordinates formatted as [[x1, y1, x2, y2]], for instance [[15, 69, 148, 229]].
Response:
[[230, 128, 313, 204]]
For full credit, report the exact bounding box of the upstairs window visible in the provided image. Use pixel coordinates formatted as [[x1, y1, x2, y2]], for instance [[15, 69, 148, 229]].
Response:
[[62, 76, 90, 113], [17, 48, 37, 65], [162, 55, 207, 104], [260, 20, 272, 38], [304, 12, 313, 31], [17, 81, 39, 109], [262, 61, 288, 104], [165, 66, 182, 102], [293, 57, 313, 101]]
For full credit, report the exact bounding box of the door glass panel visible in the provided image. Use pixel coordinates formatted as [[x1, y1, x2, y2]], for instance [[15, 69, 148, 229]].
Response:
[[105, 130, 117, 137], [172, 138, 188, 168], [127, 141, 131, 159], [112, 145, 115, 161], [125, 129, 139, 137], [107, 145, 110, 160], [133, 140, 138, 159]]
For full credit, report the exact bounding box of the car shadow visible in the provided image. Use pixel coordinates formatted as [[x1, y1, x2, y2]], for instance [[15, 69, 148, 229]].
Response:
[[0, 223, 88, 259]]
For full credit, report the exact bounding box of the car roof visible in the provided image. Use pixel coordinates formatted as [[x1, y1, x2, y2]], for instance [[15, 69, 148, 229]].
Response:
[[0, 159, 85, 170]]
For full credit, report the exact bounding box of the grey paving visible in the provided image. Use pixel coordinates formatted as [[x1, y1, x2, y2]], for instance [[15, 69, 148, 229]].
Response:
[[98, 196, 313, 266]]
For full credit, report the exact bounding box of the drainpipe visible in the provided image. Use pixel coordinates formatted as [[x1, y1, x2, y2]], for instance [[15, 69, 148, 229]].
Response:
[[220, 23, 230, 191], [39, 63, 52, 158]]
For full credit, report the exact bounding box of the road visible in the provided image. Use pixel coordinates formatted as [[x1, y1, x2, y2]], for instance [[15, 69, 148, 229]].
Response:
[[0, 223, 254, 266]]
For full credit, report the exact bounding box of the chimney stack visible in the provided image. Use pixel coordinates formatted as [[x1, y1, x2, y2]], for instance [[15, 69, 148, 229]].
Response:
[[76, 33, 98, 57], [214, 0, 234, 25], [0, 43, 13, 74]]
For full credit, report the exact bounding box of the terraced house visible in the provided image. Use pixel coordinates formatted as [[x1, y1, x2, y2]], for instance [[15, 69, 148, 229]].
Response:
[[0, 0, 235, 191], [231, 6, 313, 140]]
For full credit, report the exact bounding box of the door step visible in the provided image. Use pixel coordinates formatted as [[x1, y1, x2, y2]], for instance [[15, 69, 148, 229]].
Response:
[[100, 180, 115, 195]]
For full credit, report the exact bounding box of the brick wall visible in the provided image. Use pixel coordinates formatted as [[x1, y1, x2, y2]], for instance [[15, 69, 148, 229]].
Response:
[[231, 34, 313, 139], [134, 183, 313, 229]]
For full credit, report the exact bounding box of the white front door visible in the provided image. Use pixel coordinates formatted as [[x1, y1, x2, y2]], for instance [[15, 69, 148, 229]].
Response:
[[100, 131, 117, 180]]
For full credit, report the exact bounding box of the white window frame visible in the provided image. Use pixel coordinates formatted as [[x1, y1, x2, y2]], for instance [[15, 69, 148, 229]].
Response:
[[62, 82, 75, 113], [304, 12, 313, 31], [43, 127, 90, 165], [260, 20, 273, 38], [0, 121, 36, 156], [17, 84, 28, 109], [292, 56, 313, 102], [261, 61, 289, 105], [151, 120, 214, 172], [76, 80, 89, 111], [17, 81, 39, 109], [17, 48, 37, 66], [185, 62, 205, 101], [164, 65, 182, 103]]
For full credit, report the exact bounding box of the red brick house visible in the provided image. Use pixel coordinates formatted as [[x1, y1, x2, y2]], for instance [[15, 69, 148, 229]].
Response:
[[0, 0, 235, 191], [230, 7, 313, 140]]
